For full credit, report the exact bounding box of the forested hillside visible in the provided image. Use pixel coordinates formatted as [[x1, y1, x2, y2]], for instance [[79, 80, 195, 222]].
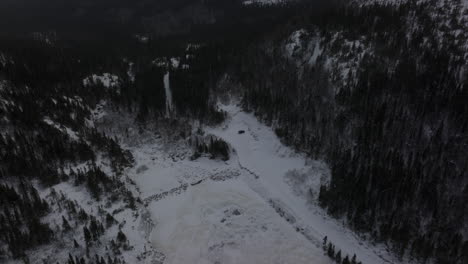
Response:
[[0, 1, 295, 262], [0, 0, 467, 263], [228, 0, 468, 263]]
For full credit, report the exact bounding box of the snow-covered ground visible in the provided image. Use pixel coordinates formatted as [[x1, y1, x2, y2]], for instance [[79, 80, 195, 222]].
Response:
[[120, 99, 411, 264], [206, 102, 407, 264], [125, 134, 329, 263], [150, 180, 329, 264], [243, 0, 286, 5]]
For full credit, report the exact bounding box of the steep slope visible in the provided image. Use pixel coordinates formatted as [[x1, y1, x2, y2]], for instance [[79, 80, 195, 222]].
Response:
[[0, 39, 167, 263]]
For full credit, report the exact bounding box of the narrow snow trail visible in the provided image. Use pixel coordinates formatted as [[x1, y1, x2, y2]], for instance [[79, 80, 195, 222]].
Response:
[[164, 71, 173, 117], [207, 102, 404, 264]]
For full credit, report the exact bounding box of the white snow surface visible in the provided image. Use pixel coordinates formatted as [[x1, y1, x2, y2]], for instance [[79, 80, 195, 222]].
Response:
[[127, 142, 331, 264], [150, 180, 329, 264], [123, 99, 410, 264], [243, 0, 285, 5]]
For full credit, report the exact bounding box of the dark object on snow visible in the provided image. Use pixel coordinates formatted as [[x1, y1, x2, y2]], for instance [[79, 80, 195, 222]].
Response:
[[238, 130, 245, 134], [191, 179, 203, 186]]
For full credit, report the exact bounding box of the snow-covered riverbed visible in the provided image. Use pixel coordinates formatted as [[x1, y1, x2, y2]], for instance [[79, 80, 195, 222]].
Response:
[[127, 101, 407, 264]]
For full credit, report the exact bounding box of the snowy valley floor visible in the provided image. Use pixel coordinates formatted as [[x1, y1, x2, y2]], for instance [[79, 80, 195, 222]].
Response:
[[122, 101, 409, 264]]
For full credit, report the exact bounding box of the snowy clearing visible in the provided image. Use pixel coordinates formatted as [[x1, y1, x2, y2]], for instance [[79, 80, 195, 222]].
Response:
[[206, 101, 408, 264], [150, 180, 330, 264], [121, 100, 411, 264]]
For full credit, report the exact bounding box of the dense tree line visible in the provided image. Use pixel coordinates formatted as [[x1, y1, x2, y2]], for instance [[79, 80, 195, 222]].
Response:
[[0, 182, 52, 258], [322, 236, 362, 264], [230, 0, 468, 263], [189, 133, 230, 161], [0, 36, 135, 261]]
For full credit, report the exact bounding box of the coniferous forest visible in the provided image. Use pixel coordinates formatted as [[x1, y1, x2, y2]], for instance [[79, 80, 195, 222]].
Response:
[[0, 0, 467, 264]]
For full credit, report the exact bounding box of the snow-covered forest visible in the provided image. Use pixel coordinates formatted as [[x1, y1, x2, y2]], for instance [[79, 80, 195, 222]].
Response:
[[0, 0, 467, 264]]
